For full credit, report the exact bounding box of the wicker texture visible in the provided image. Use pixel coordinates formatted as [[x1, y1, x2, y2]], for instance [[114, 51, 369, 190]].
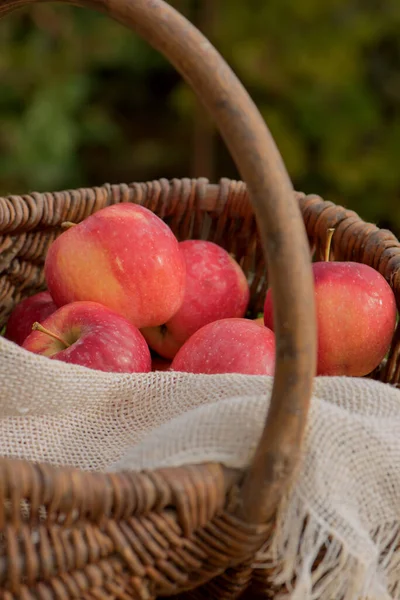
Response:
[[0, 460, 274, 599]]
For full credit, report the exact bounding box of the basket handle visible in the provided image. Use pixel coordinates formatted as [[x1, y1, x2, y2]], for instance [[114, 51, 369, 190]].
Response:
[[0, 0, 317, 525]]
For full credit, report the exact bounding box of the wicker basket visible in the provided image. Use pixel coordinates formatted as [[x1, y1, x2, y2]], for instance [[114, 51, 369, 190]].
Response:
[[1, 0, 400, 598]]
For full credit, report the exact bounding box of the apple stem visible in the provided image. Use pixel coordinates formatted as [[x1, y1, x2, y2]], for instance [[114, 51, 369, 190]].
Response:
[[324, 228, 335, 262], [61, 221, 76, 230], [32, 322, 71, 348]]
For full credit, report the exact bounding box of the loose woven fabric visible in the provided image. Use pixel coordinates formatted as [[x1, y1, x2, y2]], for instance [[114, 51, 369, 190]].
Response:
[[2, 335, 400, 599]]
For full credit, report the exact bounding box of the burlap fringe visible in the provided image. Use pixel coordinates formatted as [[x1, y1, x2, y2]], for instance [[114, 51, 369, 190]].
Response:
[[255, 489, 400, 600]]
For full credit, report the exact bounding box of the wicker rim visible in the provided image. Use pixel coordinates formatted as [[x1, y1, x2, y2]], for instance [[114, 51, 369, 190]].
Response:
[[0, 0, 317, 524]]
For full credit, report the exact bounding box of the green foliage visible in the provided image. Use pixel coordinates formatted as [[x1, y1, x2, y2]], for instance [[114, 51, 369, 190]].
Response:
[[1, 0, 400, 233]]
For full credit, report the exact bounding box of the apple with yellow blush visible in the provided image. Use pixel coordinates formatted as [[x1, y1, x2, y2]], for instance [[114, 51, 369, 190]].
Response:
[[44, 203, 186, 329], [264, 229, 397, 376]]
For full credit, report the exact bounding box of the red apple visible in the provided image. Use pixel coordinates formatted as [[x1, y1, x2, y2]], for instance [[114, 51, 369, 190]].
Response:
[[5, 291, 57, 346], [141, 240, 250, 359], [44, 203, 186, 329], [171, 317, 275, 375], [264, 256, 397, 377], [22, 300, 151, 373]]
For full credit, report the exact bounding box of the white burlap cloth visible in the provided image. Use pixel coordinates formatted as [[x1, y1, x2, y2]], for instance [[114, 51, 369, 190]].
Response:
[[1, 334, 400, 599]]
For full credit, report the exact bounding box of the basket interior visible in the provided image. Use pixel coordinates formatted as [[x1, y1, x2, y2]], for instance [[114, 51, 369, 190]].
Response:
[[1, 177, 400, 384]]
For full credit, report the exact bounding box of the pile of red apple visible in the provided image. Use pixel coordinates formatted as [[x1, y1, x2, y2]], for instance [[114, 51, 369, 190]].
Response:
[[3, 205, 398, 378]]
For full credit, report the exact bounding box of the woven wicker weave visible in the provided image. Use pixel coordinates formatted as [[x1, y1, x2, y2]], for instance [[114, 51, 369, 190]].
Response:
[[1, 1, 400, 599]]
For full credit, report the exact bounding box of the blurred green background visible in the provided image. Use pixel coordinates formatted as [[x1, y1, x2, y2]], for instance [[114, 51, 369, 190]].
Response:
[[1, 0, 400, 234]]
